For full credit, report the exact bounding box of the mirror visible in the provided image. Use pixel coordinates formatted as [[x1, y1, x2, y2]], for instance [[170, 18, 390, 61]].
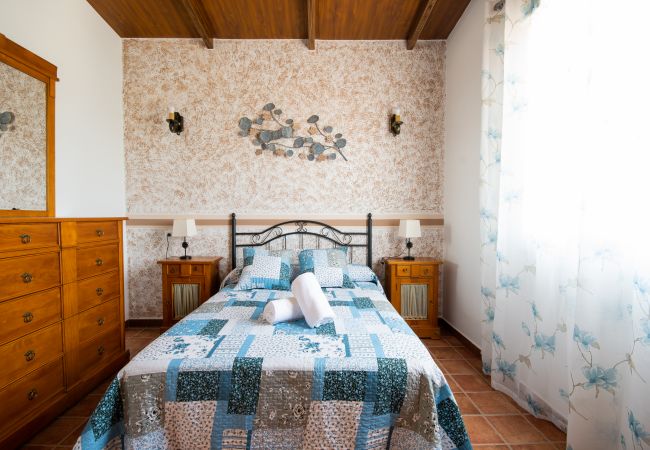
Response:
[[0, 34, 56, 217]]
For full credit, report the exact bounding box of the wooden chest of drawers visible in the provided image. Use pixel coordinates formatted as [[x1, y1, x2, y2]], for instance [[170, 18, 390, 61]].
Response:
[[0, 218, 129, 449]]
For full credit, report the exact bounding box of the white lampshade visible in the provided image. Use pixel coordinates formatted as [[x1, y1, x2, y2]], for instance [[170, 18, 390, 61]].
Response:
[[398, 219, 421, 238], [172, 218, 197, 237]]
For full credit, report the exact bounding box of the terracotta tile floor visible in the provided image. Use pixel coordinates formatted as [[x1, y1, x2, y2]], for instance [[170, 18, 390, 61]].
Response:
[[21, 327, 567, 449]]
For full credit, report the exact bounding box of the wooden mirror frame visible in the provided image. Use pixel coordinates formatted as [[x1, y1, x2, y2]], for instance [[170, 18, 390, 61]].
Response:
[[0, 33, 56, 217]]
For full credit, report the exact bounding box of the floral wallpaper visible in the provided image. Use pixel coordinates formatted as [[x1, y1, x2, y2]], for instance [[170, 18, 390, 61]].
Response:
[[123, 39, 445, 215], [0, 61, 46, 210], [123, 38, 446, 319], [127, 225, 443, 319]]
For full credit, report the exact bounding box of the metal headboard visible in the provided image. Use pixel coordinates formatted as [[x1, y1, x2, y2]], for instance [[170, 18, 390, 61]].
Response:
[[231, 213, 372, 270]]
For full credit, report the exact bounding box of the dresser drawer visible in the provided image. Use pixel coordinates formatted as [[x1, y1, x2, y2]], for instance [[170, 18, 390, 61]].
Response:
[[0, 288, 62, 345], [77, 271, 120, 312], [0, 252, 61, 301], [78, 327, 121, 372], [0, 358, 64, 427], [412, 265, 436, 277], [0, 323, 63, 389], [76, 221, 119, 244], [0, 223, 59, 253], [396, 265, 411, 277], [76, 244, 119, 280], [78, 298, 120, 344]]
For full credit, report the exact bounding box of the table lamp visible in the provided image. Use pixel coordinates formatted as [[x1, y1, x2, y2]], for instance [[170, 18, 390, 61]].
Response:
[[172, 218, 197, 260], [398, 219, 421, 260]]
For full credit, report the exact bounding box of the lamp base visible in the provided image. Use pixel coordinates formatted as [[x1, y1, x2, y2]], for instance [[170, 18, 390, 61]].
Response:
[[402, 256, 415, 261], [179, 255, 192, 260]]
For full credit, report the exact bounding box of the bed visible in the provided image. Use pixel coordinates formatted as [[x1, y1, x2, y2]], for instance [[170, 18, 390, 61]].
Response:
[[76, 214, 472, 450]]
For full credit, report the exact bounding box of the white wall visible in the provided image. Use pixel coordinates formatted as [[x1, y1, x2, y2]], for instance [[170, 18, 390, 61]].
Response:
[[443, 0, 484, 346], [0, 0, 125, 217]]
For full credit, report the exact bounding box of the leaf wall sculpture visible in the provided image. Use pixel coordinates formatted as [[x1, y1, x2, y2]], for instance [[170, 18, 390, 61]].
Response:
[[238, 104, 348, 162]]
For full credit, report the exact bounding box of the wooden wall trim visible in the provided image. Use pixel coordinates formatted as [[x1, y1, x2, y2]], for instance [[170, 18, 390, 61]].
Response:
[[307, 0, 317, 50], [180, 0, 215, 49], [126, 214, 443, 227], [407, 0, 439, 50]]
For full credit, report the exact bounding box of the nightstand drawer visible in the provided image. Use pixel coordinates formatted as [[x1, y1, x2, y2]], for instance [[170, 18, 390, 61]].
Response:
[[396, 265, 411, 277], [167, 264, 181, 275], [191, 264, 204, 275], [412, 265, 435, 277]]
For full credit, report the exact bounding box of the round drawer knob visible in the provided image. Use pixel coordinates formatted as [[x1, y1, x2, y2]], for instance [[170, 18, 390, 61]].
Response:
[[21, 272, 33, 283], [19, 234, 31, 244], [24, 350, 36, 362], [95, 258, 103, 266], [27, 389, 38, 401], [96, 287, 104, 296], [97, 317, 105, 326], [96, 229, 105, 237], [23, 312, 34, 323], [97, 345, 105, 355]]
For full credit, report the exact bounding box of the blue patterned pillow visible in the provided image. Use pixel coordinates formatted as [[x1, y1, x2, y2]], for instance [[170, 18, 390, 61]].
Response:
[[298, 248, 354, 288], [235, 249, 292, 290], [348, 264, 378, 283]]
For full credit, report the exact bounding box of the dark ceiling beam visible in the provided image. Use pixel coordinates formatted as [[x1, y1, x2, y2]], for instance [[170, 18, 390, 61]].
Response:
[[407, 0, 438, 50], [180, 0, 214, 49], [307, 0, 316, 50]]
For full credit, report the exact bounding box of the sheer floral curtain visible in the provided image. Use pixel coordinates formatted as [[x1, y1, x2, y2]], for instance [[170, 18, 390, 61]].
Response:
[[479, 0, 650, 448]]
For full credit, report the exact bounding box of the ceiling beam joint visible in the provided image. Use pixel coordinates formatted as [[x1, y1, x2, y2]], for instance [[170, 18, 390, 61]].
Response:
[[307, 0, 317, 50], [180, 0, 214, 49], [407, 0, 438, 50]]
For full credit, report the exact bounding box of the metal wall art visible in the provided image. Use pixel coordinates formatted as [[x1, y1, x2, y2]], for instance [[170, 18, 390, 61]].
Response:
[[0, 111, 15, 137], [238, 103, 348, 162]]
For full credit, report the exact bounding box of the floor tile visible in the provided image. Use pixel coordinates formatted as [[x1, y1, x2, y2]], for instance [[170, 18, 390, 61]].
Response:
[[511, 445, 558, 450], [470, 392, 522, 414], [60, 421, 87, 445], [422, 338, 453, 348], [489, 415, 546, 444], [463, 416, 503, 444], [27, 417, 86, 445], [524, 415, 567, 442], [445, 375, 462, 393], [429, 347, 464, 360], [454, 374, 493, 392], [61, 394, 101, 417], [455, 346, 481, 360], [443, 336, 465, 347], [455, 393, 480, 415], [135, 328, 161, 338], [472, 446, 510, 449], [439, 359, 477, 375]]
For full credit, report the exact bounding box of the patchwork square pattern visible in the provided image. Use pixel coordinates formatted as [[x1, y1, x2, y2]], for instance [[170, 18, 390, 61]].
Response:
[[235, 252, 292, 290], [228, 357, 263, 415], [323, 370, 367, 401], [78, 276, 470, 450], [299, 248, 354, 288]]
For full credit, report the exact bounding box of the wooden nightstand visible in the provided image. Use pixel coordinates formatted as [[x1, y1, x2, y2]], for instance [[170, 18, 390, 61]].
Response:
[[384, 257, 442, 339], [157, 256, 222, 331]]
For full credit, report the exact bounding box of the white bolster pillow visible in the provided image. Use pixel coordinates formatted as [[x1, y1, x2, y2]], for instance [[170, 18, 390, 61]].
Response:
[[291, 272, 336, 328], [263, 297, 303, 324]]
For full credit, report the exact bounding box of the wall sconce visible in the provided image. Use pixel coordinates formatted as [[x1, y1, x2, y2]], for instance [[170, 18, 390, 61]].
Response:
[[390, 107, 402, 136], [166, 106, 184, 135], [0, 111, 15, 135]]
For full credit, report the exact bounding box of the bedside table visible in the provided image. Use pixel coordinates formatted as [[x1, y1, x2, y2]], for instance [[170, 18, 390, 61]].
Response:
[[384, 257, 442, 339], [157, 256, 222, 331]]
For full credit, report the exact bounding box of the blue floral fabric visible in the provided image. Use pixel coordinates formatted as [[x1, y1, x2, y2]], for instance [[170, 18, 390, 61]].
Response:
[[234, 248, 293, 290], [76, 279, 471, 449], [479, 0, 650, 448], [299, 248, 354, 288]]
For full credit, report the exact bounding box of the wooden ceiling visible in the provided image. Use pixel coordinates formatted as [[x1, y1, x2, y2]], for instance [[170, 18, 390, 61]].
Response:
[[87, 0, 470, 49]]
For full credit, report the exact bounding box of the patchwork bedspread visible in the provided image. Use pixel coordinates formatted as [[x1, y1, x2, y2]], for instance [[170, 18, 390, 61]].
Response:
[[76, 281, 472, 450]]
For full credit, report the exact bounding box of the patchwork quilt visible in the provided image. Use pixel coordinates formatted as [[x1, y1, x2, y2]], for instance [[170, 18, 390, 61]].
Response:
[[76, 280, 472, 450]]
